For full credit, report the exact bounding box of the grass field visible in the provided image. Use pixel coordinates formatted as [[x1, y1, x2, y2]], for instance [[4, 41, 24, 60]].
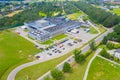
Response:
[[64, 50, 94, 80], [111, 8, 120, 15], [67, 12, 82, 20], [0, 30, 40, 79], [97, 24, 106, 33], [41, 34, 67, 44], [15, 52, 73, 80], [87, 57, 120, 80], [89, 27, 98, 34], [67, 11, 88, 20]]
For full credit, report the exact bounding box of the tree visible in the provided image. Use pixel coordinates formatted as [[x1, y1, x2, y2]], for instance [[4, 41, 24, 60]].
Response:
[[114, 25, 120, 35], [51, 69, 63, 80], [106, 42, 114, 50], [79, 54, 86, 62], [89, 41, 96, 51], [74, 49, 81, 63], [74, 50, 85, 63], [102, 36, 108, 44], [62, 62, 71, 72]]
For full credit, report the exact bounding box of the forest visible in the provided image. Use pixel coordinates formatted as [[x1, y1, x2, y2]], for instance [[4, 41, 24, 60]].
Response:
[[73, 2, 120, 27]]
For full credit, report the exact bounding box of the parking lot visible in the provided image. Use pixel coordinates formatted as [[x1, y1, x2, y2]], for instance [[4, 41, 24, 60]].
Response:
[[67, 28, 98, 43], [35, 38, 84, 59]]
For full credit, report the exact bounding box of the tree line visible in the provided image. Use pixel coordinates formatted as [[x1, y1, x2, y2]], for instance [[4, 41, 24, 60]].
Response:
[[102, 24, 120, 44], [73, 2, 120, 27]]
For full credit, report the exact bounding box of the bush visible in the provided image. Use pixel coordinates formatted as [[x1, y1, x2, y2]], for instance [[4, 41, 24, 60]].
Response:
[[102, 36, 108, 44], [63, 62, 71, 73], [100, 48, 110, 58], [51, 69, 63, 80], [44, 76, 51, 80], [106, 42, 114, 50]]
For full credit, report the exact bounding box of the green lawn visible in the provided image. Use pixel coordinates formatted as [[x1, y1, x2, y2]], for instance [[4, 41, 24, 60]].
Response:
[[15, 52, 73, 80], [0, 30, 40, 79], [64, 50, 94, 80], [52, 34, 67, 40], [89, 27, 98, 34], [41, 39, 53, 45], [87, 57, 120, 80], [111, 8, 120, 15], [97, 24, 106, 33], [67, 12, 82, 20], [67, 11, 88, 20], [41, 34, 67, 44]]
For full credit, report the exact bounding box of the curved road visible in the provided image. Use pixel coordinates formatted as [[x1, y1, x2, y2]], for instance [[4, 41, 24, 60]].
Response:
[[7, 28, 113, 80]]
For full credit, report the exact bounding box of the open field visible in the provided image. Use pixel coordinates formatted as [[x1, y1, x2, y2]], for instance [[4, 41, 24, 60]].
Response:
[[87, 57, 120, 80], [111, 8, 120, 15], [15, 51, 73, 80], [64, 50, 94, 80], [41, 34, 67, 44], [6, 10, 23, 17], [0, 30, 40, 79]]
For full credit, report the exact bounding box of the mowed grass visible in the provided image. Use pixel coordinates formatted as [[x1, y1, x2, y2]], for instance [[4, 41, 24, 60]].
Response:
[[67, 11, 89, 20], [41, 34, 67, 44], [15, 52, 73, 80], [87, 57, 120, 80], [64, 50, 94, 80], [97, 24, 106, 33], [67, 12, 82, 20], [52, 34, 67, 40], [0, 30, 40, 79], [111, 8, 120, 15], [89, 27, 98, 34]]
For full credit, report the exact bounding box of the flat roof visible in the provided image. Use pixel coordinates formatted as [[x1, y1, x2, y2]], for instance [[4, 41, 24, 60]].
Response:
[[25, 19, 50, 29]]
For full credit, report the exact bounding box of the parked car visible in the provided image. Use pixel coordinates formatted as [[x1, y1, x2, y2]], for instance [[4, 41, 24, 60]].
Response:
[[47, 53, 52, 56]]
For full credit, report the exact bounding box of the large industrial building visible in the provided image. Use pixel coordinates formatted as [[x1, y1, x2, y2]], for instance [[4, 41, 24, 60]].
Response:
[[25, 17, 81, 42]]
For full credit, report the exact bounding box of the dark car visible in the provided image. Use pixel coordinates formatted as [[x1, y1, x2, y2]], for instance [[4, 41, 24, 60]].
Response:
[[67, 43, 73, 46], [73, 41, 77, 44]]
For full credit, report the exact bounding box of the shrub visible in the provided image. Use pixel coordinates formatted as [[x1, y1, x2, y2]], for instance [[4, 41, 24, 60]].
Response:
[[106, 42, 114, 50], [100, 48, 110, 58]]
